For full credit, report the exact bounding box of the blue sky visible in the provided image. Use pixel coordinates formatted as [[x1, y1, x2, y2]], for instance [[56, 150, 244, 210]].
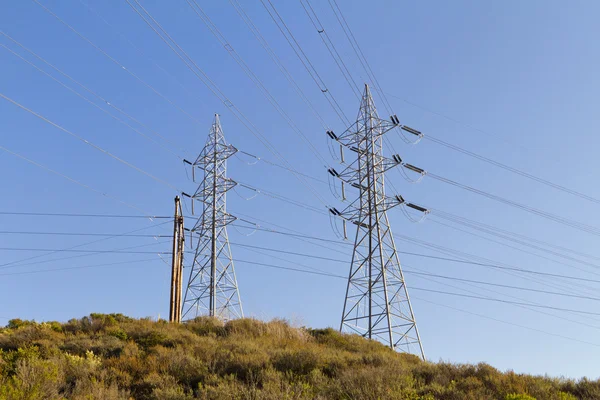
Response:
[[2, 0, 600, 378]]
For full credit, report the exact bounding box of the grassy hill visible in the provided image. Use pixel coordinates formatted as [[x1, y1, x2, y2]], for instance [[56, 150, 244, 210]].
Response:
[[0, 314, 597, 399]]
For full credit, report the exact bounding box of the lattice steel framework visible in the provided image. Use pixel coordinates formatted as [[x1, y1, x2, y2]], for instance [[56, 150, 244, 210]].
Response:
[[182, 114, 243, 321], [327, 84, 425, 358]]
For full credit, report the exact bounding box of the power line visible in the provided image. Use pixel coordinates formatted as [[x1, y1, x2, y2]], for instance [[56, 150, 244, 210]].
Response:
[[0, 211, 169, 218], [381, 90, 531, 151], [412, 295, 600, 348], [0, 231, 169, 238], [125, 0, 329, 208], [186, 0, 329, 167], [405, 265, 600, 330], [299, 0, 361, 99], [428, 213, 600, 277], [232, 184, 600, 294], [241, 236, 600, 332], [0, 93, 181, 192], [228, 0, 330, 130], [403, 269, 600, 302], [326, 0, 399, 133], [75, 0, 208, 143], [230, 180, 600, 296], [228, 240, 600, 303], [233, 155, 600, 282], [236, 182, 326, 215], [236, 150, 328, 185], [432, 210, 600, 262], [425, 171, 600, 237], [260, 0, 350, 126], [397, 250, 600, 285], [30, 0, 202, 126], [424, 133, 600, 205], [0, 220, 172, 270], [412, 287, 600, 317], [392, 232, 600, 297], [234, 258, 345, 279], [0, 245, 170, 254], [231, 256, 600, 318], [233, 219, 600, 289], [0, 145, 152, 215], [0, 257, 161, 277], [0, 38, 183, 160], [230, 242, 346, 264]]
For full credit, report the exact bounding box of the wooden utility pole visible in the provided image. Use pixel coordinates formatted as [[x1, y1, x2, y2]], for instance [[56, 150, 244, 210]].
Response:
[[169, 196, 184, 323]]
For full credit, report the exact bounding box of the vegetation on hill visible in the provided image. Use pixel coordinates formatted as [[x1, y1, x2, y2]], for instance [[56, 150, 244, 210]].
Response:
[[0, 314, 597, 399]]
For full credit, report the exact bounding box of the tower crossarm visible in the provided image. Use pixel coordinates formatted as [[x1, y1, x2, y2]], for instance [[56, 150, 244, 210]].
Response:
[[191, 176, 238, 200], [193, 143, 238, 168]]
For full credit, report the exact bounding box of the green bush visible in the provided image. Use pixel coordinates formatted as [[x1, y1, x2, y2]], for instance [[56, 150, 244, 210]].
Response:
[[506, 394, 536, 400], [0, 314, 595, 399]]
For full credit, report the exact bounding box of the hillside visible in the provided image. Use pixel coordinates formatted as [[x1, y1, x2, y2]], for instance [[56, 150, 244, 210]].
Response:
[[0, 314, 597, 400]]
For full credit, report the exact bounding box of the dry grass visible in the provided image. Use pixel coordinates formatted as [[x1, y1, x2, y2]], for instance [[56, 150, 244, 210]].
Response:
[[0, 315, 595, 399]]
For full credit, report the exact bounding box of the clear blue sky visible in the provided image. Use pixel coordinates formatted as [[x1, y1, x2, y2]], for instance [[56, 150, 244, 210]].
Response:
[[2, 0, 600, 379]]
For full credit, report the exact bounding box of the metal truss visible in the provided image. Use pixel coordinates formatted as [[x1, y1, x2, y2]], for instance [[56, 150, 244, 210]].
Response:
[[328, 84, 426, 359], [182, 114, 243, 321]]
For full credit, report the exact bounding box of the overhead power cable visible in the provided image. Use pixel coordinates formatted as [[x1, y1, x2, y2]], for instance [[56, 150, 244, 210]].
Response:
[[236, 182, 326, 215], [237, 150, 328, 185], [432, 210, 600, 263], [412, 295, 600, 348], [425, 171, 600, 237], [0, 257, 160, 277], [233, 184, 600, 294], [233, 153, 600, 276], [233, 181, 600, 295], [0, 247, 170, 254], [0, 211, 169, 219], [0, 93, 181, 193], [426, 134, 600, 206], [406, 265, 600, 329], [228, 0, 330, 130], [0, 145, 152, 215], [230, 191, 600, 290], [299, 0, 361, 99], [227, 240, 600, 303], [0, 34, 185, 159], [392, 232, 600, 297], [413, 288, 600, 317], [233, 219, 600, 288], [0, 231, 168, 238], [260, 0, 350, 125], [30, 0, 202, 125], [397, 250, 600, 285], [232, 222, 351, 246], [186, 0, 328, 167], [428, 213, 600, 277], [75, 0, 209, 132], [233, 227, 600, 332], [325, 0, 404, 141], [0, 220, 172, 270], [231, 257, 600, 317], [404, 269, 600, 302], [125, 0, 328, 208]]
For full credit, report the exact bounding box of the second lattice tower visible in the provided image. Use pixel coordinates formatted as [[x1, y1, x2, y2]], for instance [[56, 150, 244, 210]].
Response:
[[182, 114, 243, 321]]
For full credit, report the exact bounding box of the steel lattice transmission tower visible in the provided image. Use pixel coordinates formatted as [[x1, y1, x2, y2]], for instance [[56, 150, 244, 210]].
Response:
[[327, 84, 426, 359], [182, 114, 243, 321]]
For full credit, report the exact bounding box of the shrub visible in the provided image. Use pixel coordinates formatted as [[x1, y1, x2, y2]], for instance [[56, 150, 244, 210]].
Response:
[[0, 315, 593, 399], [506, 394, 537, 400]]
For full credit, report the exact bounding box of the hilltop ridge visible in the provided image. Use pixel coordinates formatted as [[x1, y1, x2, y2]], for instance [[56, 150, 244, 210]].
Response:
[[0, 314, 597, 399]]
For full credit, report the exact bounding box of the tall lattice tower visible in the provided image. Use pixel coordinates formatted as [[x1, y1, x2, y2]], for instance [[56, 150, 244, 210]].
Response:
[[182, 114, 243, 321], [327, 84, 426, 358]]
